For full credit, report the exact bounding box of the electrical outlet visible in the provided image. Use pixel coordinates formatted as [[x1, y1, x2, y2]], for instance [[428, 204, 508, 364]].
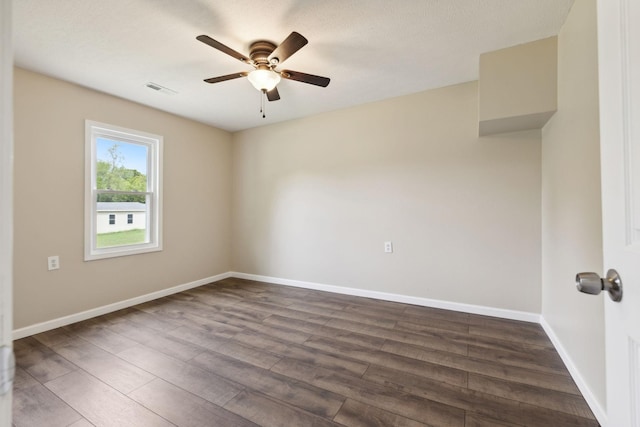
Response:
[[384, 241, 393, 253], [47, 256, 60, 271]]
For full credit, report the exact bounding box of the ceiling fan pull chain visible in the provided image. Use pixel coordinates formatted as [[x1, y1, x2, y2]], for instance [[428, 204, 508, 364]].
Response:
[[261, 89, 266, 118]]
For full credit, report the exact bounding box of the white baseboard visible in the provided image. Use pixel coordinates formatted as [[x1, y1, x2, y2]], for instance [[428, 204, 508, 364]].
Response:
[[230, 272, 541, 323], [13, 271, 540, 340], [12, 269, 605, 426], [539, 317, 607, 426], [12, 272, 232, 340]]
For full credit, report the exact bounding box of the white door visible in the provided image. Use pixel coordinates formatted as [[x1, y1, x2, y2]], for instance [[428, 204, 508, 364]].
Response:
[[0, 0, 13, 425], [597, 0, 640, 426]]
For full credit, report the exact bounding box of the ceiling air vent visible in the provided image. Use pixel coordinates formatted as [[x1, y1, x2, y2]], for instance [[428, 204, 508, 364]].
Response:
[[145, 82, 177, 95]]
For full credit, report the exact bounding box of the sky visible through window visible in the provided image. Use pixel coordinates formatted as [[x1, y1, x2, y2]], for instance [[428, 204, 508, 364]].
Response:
[[96, 137, 148, 174]]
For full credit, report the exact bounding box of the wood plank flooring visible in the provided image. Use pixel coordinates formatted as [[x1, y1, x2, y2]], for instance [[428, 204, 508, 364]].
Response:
[[12, 277, 599, 426]]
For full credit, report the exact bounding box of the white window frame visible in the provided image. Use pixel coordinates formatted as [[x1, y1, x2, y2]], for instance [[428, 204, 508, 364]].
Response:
[[84, 120, 163, 260]]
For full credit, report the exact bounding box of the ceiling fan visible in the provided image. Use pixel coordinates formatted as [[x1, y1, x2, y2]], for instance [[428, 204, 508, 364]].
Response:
[[196, 31, 330, 117]]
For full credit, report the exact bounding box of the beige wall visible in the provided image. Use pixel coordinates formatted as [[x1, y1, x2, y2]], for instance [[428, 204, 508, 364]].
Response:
[[13, 68, 233, 329], [541, 0, 605, 409], [232, 81, 542, 313]]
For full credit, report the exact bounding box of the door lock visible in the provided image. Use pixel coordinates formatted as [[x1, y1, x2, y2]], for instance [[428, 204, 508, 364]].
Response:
[[575, 269, 623, 302]]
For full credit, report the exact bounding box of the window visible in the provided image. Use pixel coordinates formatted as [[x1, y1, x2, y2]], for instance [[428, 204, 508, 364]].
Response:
[[85, 120, 162, 260]]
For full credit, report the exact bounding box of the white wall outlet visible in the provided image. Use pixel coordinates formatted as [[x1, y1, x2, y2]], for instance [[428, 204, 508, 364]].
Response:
[[384, 241, 393, 253], [47, 255, 60, 271]]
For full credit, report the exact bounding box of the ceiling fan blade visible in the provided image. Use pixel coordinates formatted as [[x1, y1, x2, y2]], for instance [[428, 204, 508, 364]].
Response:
[[266, 87, 280, 101], [268, 32, 308, 65], [204, 71, 249, 84], [281, 70, 330, 87], [196, 35, 251, 64]]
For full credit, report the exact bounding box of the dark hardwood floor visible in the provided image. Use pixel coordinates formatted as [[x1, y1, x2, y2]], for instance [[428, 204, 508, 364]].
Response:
[[12, 277, 599, 426]]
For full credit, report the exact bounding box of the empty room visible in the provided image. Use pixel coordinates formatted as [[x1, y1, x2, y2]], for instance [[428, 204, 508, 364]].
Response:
[[1, 0, 638, 426]]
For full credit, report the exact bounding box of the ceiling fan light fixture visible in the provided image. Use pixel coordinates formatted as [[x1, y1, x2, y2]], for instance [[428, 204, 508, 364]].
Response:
[[247, 69, 281, 91]]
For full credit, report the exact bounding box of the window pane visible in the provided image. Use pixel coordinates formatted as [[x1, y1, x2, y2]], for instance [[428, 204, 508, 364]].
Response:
[[85, 120, 162, 261], [96, 137, 148, 191], [96, 197, 148, 248]]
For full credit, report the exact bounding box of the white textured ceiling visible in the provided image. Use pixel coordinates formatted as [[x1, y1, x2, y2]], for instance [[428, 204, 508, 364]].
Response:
[[13, 0, 574, 132]]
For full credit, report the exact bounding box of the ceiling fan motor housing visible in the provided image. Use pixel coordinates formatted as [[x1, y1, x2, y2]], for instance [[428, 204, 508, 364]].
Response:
[[249, 41, 277, 67]]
